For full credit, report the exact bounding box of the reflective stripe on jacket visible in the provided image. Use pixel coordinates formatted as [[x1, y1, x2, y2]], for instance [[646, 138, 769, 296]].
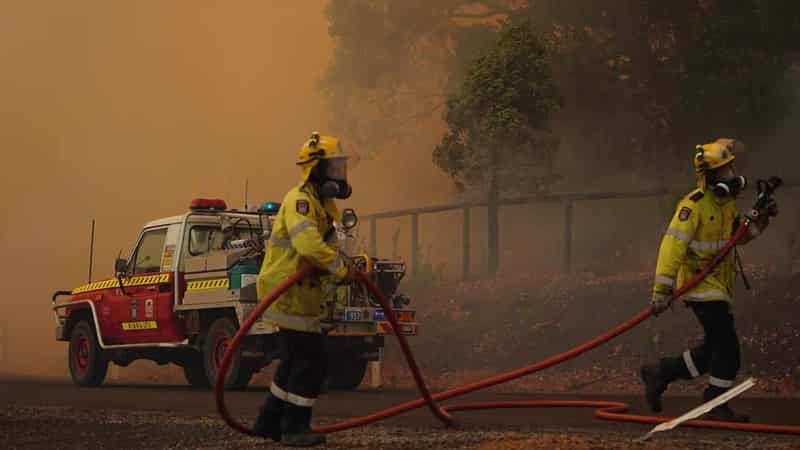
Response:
[[257, 183, 348, 333], [653, 189, 762, 303]]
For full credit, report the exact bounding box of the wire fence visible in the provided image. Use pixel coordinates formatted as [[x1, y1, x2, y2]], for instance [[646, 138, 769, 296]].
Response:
[[361, 184, 800, 280]]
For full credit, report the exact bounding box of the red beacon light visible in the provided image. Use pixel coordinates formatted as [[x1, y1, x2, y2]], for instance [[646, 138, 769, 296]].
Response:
[[190, 198, 227, 211]]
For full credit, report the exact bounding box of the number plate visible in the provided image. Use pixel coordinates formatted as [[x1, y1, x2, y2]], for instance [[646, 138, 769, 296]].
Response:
[[344, 310, 363, 322], [122, 321, 158, 331]]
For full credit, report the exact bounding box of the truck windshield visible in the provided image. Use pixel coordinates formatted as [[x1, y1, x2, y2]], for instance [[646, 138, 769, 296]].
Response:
[[132, 228, 168, 274]]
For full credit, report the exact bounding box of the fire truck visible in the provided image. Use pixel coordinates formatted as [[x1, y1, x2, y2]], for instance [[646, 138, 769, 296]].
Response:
[[51, 198, 417, 390]]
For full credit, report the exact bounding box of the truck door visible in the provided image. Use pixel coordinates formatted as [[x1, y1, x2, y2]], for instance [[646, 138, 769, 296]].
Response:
[[117, 226, 184, 344]]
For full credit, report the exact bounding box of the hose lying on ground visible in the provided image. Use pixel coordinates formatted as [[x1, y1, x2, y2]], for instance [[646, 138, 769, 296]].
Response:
[[216, 204, 799, 437]]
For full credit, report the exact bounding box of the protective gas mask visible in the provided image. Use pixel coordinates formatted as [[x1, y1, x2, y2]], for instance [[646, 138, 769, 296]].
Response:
[[709, 173, 747, 198], [315, 157, 352, 199]]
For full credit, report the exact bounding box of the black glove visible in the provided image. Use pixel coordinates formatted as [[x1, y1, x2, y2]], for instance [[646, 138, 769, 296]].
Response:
[[746, 198, 777, 222]]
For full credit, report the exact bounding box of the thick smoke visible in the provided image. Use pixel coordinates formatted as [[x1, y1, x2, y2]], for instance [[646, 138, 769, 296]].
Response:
[[1, 2, 797, 378]]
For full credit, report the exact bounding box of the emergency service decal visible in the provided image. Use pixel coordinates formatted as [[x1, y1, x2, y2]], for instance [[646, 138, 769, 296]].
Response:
[[679, 207, 692, 222], [296, 199, 309, 215], [145, 298, 154, 319]]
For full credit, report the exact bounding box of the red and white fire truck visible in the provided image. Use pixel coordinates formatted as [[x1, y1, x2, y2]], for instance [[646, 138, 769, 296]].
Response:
[[51, 198, 417, 390]]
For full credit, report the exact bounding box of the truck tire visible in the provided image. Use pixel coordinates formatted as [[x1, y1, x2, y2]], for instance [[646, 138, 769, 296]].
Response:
[[182, 351, 209, 388], [326, 358, 367, 391], [202, 317, 253, 390], [68, 320, 108, 387]]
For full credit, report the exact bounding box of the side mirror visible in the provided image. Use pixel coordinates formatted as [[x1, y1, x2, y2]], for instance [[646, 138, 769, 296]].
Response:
[[115, 257, 128, 276], [341, 208, 358, 230]]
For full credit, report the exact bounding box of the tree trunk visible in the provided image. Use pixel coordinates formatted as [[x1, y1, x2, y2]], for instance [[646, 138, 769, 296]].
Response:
[[487, 169, 499, 277]]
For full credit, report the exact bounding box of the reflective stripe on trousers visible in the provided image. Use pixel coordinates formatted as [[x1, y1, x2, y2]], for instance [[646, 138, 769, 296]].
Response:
[[709, 376, 734, 388], [683, 350, 700, 378], [270, 382, 316, 407]]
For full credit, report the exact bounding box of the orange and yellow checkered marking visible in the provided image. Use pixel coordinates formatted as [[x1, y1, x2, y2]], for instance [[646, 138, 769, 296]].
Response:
[[71, 274, 170, 295], [186, 278, 229, 292]]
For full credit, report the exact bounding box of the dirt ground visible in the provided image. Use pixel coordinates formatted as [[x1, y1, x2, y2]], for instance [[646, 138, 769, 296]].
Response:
[[3, 404, 799, 450], [3, 378, 800, 449]]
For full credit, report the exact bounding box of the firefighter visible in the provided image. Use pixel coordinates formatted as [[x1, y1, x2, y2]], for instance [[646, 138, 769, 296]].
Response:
[[253, 132, 354, 447], [640, 138, 778, 422]]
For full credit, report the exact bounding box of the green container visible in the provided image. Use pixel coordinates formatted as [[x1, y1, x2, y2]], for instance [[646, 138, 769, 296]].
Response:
[[229, 264, 260, 290]]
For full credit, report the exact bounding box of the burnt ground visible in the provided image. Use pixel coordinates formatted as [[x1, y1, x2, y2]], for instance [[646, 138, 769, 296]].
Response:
[[383, 269, 800, 396], [2, 377, 800, 449]]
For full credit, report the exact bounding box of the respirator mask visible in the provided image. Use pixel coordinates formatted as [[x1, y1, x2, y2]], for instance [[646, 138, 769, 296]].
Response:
[[709, 174, 747, 198], [315, 157, 352, 200]]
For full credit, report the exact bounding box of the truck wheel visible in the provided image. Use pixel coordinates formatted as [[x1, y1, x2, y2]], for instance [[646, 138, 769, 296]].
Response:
[[68, 320, 108, 387], [182, 351, 209, 388], [326, 358, 367, 391], [203, 317, 253, 390]]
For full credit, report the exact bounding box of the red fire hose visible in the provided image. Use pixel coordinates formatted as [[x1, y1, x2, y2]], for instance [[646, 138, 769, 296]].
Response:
[[216, 210, 800, 436]]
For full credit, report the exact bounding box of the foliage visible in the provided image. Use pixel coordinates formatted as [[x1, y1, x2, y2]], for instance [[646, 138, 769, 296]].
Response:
[[433, 20, 563, 194], [517, 1, 800, 174], [321, 0, 517, 155], [322, 1, 800, 185], [680, 0, 800, 121]]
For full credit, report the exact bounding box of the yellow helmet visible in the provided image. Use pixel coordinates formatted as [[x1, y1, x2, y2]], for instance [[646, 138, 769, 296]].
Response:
[[693, 138, 744, 190], [296, 132, 348, 182], [693, 138, 744, 172]]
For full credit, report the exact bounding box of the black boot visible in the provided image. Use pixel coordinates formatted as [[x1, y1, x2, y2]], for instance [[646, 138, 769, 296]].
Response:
[[281, 404, 326, 447], [640, 356, 690, 413], [252, 393, 285, 442], [701, 386, 749, 423]]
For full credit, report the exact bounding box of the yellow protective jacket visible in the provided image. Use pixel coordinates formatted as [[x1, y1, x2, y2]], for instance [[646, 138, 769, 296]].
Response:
[[652, 189, 767, 304], [257, 183, 348, 333]]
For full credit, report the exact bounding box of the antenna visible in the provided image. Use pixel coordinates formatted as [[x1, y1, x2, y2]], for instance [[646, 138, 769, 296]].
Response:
[[244, 179, 249, 211], [88, 219, 95, 283]]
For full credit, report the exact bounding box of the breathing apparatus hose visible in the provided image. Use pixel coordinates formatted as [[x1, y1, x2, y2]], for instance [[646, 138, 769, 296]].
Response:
[[216, 177, 799, 436]]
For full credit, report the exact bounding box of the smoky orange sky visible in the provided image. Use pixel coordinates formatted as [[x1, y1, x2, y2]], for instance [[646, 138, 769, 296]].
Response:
[[0, 1, 456, 375]]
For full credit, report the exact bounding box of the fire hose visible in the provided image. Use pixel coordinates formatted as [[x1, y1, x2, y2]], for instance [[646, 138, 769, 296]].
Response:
[[216, 177, 800, 436]]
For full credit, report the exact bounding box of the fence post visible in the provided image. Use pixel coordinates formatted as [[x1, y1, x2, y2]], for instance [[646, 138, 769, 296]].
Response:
[[411, 213, 419, 277], [563, 199, 573, 273], [369, 217, 377, 257], [462, 206, 470, 280]]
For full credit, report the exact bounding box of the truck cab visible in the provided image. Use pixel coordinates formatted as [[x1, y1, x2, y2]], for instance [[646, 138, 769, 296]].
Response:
[[52, 198, 417, 390]]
